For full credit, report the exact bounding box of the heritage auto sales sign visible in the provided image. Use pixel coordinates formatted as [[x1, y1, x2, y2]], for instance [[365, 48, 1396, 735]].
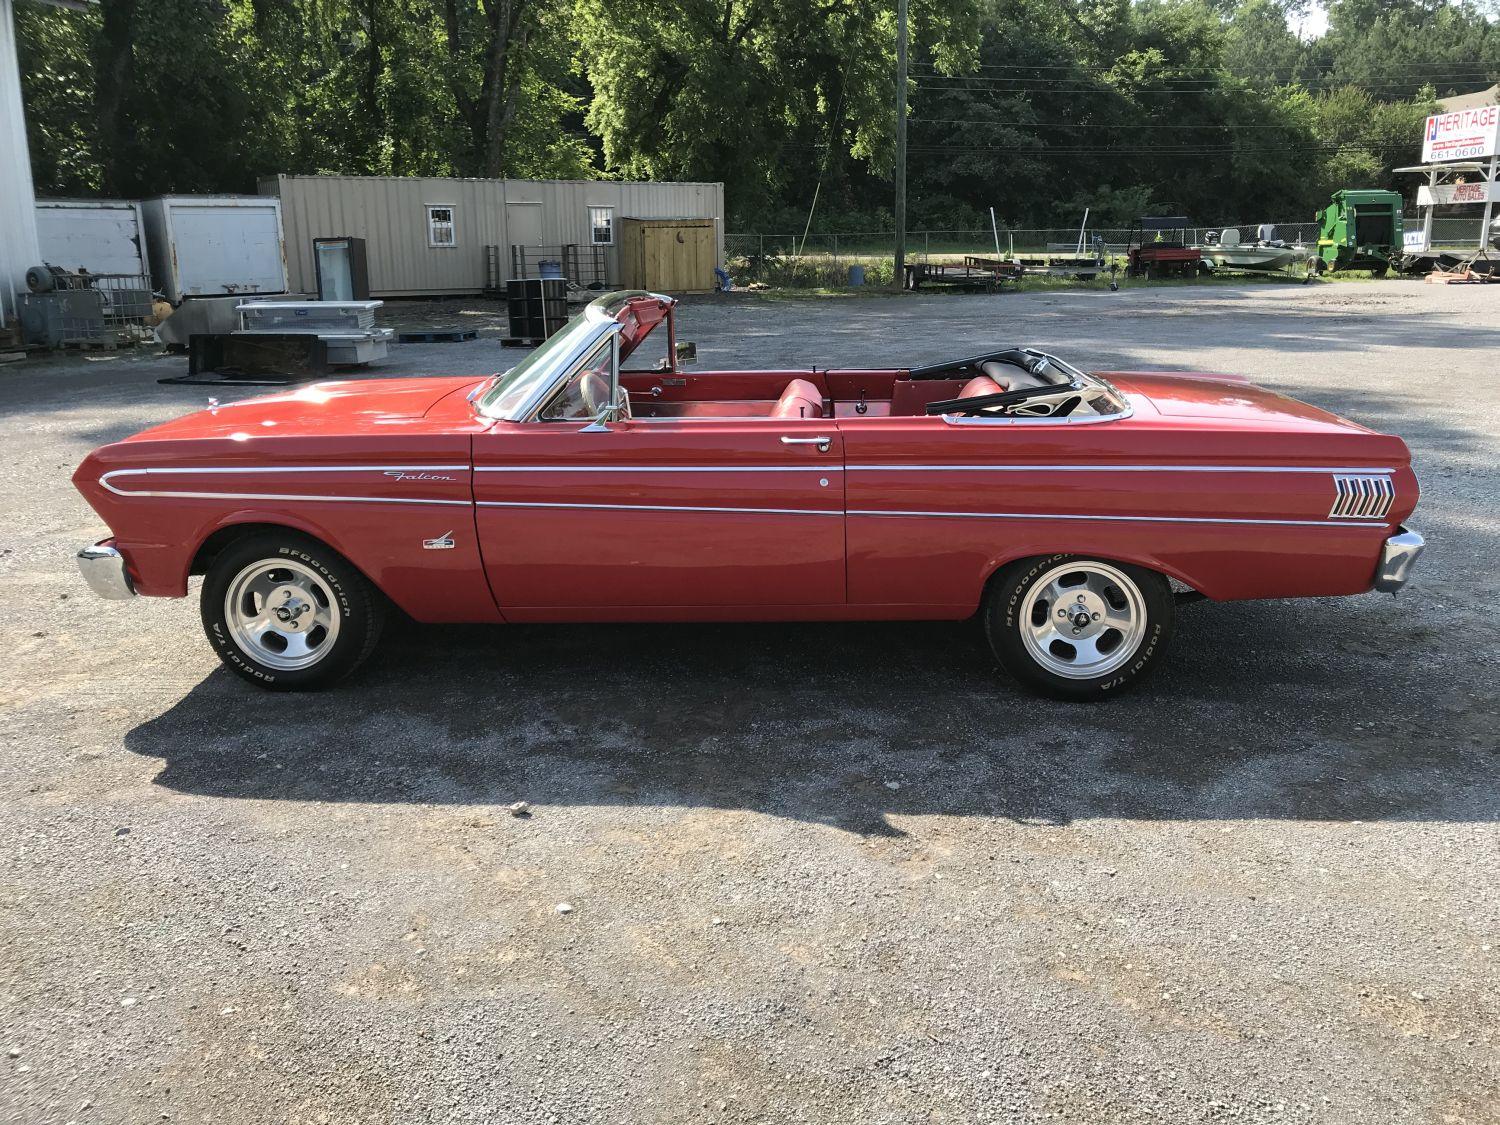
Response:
[[1423, 106, 1500, 163]]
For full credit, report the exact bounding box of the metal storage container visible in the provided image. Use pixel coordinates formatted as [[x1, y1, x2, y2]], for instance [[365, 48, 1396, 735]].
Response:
[[142, 195, 289, 304]]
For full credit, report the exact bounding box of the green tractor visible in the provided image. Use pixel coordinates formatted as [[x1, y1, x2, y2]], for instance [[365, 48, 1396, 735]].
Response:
[[1313, 189, 1403, 276]]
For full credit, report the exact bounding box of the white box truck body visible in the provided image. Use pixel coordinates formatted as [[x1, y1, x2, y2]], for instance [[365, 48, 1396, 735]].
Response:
[[142, 195, 288, 303], [35, 200, 150, 280]]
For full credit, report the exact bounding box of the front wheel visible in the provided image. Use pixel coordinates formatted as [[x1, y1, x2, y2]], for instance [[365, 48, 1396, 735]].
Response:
[[983, 555, 1174, 699], [201, 532, 385, 690]]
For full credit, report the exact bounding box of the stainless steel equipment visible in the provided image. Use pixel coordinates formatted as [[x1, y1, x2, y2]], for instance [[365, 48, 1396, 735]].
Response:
[[234, 300, 392, 365]]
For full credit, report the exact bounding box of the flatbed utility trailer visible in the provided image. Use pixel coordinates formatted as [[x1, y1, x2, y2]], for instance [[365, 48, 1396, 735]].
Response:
[[903, 257, 1024, 291], [1125, 217, 1202, 279], [1016, 244, 1109, 279]]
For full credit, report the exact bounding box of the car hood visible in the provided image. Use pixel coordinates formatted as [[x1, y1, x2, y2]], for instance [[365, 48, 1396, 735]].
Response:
[[1104, 371, 1377, 433], [119, 376, 490, 442]]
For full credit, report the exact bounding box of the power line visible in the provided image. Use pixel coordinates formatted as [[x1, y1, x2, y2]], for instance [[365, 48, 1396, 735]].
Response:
[[911, 61, 1497, 77], [906, 143, 1418, 155], [907, 84, 1455, 97], [910, 117, 1393, 128], [910, 75, 1490, 92]]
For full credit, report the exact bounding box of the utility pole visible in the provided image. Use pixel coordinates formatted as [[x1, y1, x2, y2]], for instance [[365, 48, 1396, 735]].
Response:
[[893, 0, 908, 287]]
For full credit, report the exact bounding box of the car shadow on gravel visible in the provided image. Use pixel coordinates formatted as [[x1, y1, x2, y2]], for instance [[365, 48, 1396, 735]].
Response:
[[123, 600, 1498, 833]]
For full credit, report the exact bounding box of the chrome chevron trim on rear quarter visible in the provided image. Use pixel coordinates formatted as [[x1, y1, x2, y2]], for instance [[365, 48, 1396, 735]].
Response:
[[1330, 474, 1396, 519]]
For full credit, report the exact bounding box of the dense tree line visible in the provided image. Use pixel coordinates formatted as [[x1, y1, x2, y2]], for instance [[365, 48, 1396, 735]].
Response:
[[16, 0, 1500, 228]]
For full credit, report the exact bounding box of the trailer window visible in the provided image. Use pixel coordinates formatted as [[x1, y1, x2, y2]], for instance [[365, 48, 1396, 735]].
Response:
[[588, 206, 614, 246], [427, 205, 456, 248]]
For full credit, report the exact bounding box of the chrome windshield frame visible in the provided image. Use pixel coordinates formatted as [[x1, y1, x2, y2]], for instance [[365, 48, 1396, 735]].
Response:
[[476, 307, 622, 423]]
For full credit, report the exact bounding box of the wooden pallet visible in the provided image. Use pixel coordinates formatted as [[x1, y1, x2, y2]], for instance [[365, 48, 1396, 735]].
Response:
[[500, 336, 547, 348], [396, 329, 479, 343]]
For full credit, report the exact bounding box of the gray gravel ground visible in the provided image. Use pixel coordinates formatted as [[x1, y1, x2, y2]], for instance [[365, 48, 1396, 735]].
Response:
[[2, 280, 1497, 1125]]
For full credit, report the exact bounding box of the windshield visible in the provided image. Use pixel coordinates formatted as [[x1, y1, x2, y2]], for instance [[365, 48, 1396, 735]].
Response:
[[475, 313, 608, 420]]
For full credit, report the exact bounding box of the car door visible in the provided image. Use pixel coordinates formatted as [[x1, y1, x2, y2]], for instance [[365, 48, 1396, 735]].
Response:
[[472, 413, 846, 614]]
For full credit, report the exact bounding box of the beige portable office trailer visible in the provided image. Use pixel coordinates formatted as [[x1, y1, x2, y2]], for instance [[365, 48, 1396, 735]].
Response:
[[261, 174, 724, 298]]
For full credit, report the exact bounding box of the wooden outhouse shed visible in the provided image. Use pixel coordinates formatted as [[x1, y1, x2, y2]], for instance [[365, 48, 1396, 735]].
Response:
[[616, 218, 718, 293]]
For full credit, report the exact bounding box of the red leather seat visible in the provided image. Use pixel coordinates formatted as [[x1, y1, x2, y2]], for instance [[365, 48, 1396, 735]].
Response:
[[771, 378, 825, 419], [959, 375, 1004, 399]]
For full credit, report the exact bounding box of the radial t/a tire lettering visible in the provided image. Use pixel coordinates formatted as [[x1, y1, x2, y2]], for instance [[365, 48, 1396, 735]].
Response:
[[983, 554, 1174, 700], [199, 531, 385, 691]]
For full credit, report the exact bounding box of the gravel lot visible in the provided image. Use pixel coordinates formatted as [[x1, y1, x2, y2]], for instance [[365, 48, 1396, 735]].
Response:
[[2, 281, 1497, 1125]]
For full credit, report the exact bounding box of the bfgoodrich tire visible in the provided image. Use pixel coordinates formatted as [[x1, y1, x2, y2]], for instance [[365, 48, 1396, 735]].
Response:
[[983, 555, 1174, 700], [200, 532, 385, 690]]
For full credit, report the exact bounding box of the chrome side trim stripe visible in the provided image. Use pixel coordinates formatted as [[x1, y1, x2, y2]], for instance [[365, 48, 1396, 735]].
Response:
[[847, 509, 1390, 529], [847, 464, 1397, 474], [473, 463, 1399, 475], [475, 464, 840, 473], [478, 501, 841, 516], [99, 467, 472, 503], [100, 487, 471, 506], [102, 465, 468, 482], [100, 463, 1400, 479]]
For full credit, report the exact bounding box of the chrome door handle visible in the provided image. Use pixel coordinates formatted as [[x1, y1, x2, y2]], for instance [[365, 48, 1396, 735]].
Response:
[[780, 435, 833, 452]]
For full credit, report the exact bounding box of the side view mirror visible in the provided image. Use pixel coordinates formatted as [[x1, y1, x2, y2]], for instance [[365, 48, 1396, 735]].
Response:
[[580, 386, 630, 432], [675, 341, 697, 366]]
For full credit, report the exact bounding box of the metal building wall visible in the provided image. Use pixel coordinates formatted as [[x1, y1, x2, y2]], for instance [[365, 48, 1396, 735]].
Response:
[[264, 174, 724, 298], [0, 0, 41, 329]]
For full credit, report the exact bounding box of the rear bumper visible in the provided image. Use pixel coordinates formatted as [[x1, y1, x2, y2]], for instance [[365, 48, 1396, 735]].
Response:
[[77, 540, 136, 600], [1374, 526, 1424, 593]]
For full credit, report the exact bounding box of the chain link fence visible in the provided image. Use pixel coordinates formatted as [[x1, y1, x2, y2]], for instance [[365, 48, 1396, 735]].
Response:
[[725, 216, 1492, 287]]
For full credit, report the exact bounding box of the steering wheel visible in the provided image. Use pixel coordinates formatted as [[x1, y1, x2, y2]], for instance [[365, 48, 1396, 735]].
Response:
[[579, 372, 611, 415]]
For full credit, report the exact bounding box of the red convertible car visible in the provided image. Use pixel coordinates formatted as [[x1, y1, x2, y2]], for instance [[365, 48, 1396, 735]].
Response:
[[73, 291, 1423, 698]]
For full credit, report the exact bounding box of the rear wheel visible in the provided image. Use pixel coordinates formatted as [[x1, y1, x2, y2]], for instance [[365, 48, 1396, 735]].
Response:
[[201, 532, 385, 690], [983, 555, 1173, 699]]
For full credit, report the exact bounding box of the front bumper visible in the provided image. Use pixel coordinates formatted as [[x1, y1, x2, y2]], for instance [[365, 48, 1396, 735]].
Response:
[[77, 540, 136, 600], [1374, 526, 1424, 593]]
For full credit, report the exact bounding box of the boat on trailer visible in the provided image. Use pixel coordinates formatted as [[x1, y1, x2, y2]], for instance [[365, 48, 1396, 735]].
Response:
[[1200, 228, 1300, 273]]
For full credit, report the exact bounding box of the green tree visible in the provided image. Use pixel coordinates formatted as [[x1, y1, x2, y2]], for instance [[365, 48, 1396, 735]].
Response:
[[1320, 0, 1500, 98], [575, 0, 981, 223], [11, 0, 1488, 227]]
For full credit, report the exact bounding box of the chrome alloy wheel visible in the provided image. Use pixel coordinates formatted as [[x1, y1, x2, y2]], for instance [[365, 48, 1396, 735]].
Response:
[[1019, 561, 1148, 680], [223, 559, 341, 671]]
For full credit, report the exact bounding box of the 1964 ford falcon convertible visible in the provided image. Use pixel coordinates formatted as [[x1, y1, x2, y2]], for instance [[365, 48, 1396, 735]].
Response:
[[73, 291, 1423, 698]]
